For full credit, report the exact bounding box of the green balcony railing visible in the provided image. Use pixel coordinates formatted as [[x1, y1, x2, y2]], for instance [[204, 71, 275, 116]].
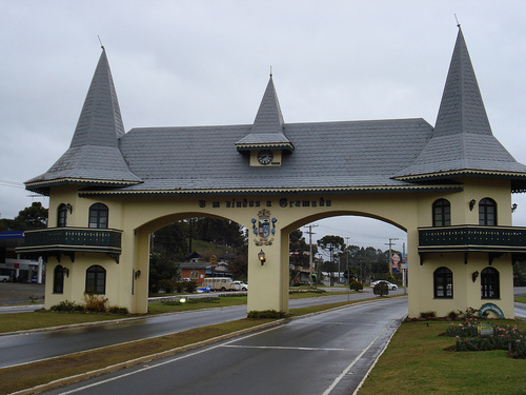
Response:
[[16, 227, 122, 260], [419, 225, 526, 253]]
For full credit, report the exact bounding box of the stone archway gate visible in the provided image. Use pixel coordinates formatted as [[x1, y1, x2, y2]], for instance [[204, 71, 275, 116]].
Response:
[[18, 29, 526, 318]]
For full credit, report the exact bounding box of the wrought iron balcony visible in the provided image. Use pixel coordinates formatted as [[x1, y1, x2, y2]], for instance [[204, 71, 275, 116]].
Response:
[[419, 225, 526, 253], [16, 227, 122, 262]]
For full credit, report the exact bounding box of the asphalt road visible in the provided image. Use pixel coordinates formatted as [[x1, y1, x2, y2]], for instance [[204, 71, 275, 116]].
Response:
[[44, 297, 408, 395], [0, 291, 387, 369]]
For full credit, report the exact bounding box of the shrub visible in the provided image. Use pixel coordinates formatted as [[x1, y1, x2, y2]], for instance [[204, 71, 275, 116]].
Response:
[[185, 280, 197, 294], [159, 279, 175, 294], [83, 293, 108, 313], [350, 281, 363, 292], [447, 310, 459, 320], [458, 307, 484, 319], [247, 310, 287, 319], [445, 318, 481, 338], [175, 281, 185, 293], [50, 300, 84, 312], [373, 281, 389, 296], [108, 306, 129, 315], [187, 297, 219, 304], [420, 311, 437, 319]]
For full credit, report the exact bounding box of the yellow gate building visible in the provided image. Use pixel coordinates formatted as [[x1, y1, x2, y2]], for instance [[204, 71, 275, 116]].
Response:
[[18, 28, 526, 318]]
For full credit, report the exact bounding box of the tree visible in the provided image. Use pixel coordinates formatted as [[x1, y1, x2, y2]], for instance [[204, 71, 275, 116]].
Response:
[[289, 229, 310, 268], [0, 202, 48, 231], [153, 222, 189, 261], [317, 235, 345, 285], [149, 252, 180, 293]]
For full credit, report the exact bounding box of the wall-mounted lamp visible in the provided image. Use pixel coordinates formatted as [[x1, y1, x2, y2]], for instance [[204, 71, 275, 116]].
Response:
[[63, 267, 70, 278], [134, 270, 141, 279], [258, 249, 266, 265], [469, 199, 476, 211], [512, 203, 518, 213], [66, 203, 73, 214], [472, 271, 479, 282]]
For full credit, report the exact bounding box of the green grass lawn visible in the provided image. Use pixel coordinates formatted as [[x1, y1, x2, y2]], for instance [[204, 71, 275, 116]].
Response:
[[359, 319, 526, 394]]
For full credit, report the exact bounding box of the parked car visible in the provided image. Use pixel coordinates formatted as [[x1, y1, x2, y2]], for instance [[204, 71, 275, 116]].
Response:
[[231, 280, 248, 291], [372, 280, 398, 291]]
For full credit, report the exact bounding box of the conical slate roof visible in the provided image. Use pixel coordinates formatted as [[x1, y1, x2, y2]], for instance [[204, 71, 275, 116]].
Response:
[[26, 49, 141, 194], [235, 75, 294, 151], [395, 28, 526, 181]]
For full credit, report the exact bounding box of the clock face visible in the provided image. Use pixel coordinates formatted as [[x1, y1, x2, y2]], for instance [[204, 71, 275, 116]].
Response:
[[258, 150, 273, 165]]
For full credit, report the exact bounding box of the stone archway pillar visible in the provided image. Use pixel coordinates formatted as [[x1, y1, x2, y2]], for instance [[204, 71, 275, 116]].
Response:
[[246, 228, 289, 314]]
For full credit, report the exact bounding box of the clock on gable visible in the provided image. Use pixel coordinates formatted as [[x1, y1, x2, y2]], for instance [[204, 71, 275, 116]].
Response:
[[257, 150, 273, 165]]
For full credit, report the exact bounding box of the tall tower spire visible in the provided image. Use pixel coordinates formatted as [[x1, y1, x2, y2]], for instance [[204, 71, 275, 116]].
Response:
[[433, 27, 492, 138], [235, 74, 293, 153], [394, 28, 526, 181], [251, 75, 285, 135], [25, 49, 141, 194]]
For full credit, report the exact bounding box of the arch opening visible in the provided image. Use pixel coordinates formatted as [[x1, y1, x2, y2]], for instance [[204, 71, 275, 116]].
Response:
[[284, 213, 408, 290], [136, 214, 248, 296]]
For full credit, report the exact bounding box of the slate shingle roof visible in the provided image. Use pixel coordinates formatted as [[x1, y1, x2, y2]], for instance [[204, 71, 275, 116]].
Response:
[[395, 28, 526, 181], [113, 118, 436, 194], [236, 76, 293, 152], [26, 49, 141, 194]]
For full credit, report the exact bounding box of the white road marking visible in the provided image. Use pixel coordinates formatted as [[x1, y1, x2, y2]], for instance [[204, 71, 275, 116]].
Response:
[[322, 311, 406, 395]]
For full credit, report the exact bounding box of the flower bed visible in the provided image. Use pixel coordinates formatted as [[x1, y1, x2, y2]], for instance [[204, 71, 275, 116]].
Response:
[[445, 319, 526, 358]]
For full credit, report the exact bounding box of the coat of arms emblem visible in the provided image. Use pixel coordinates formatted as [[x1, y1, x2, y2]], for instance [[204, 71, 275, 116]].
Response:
[[252, 209, 277, 246]]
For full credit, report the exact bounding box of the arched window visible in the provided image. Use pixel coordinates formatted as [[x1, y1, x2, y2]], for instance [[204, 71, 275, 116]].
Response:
[[53, 265, 64, 294], [57, 204, 68, 227], [434, 267, 453, 298], [433, 199, 451, 227], [481, 267, 499, 299], [89, 203, 109, 229], [85, 265, 106, 294], [479, 198, 497, 226]]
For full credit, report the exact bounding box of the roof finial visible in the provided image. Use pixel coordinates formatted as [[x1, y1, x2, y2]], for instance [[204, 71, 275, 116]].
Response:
[[269, 65, 273, 78], [454, 14, 461, 28], [98, 35, 105, 50]]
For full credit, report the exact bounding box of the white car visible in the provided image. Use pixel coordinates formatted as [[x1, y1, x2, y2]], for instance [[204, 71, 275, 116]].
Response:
[[372, 280, 398, 291], [231, 280, 248, 291]]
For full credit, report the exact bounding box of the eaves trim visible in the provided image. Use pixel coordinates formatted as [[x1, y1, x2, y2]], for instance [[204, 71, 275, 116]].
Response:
[[26, 178, 143, 196], [394, 169, 526, 182], [79, 184, 463, 198], [235, 143, 295, 151]]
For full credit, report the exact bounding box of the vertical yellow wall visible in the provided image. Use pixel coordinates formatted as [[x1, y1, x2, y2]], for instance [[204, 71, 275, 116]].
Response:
[[42, 178, 517, 318]]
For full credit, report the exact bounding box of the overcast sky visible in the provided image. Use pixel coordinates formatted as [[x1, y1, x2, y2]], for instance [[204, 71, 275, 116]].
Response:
[[1, 1, 525, 251]]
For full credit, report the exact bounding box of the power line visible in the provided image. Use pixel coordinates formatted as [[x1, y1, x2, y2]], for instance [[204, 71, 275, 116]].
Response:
[[0, 179, 24, 189]]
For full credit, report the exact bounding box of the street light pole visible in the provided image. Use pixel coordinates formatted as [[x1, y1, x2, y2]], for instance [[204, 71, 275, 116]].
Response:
[[304, 224, 318, 287], [345, 236, 350, 301]]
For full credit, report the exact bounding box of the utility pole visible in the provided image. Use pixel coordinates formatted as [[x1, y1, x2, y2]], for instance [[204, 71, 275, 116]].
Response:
[[345, 236, 350, 300], [385, 238, 399, 274], [304, 224, 318, 287]]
